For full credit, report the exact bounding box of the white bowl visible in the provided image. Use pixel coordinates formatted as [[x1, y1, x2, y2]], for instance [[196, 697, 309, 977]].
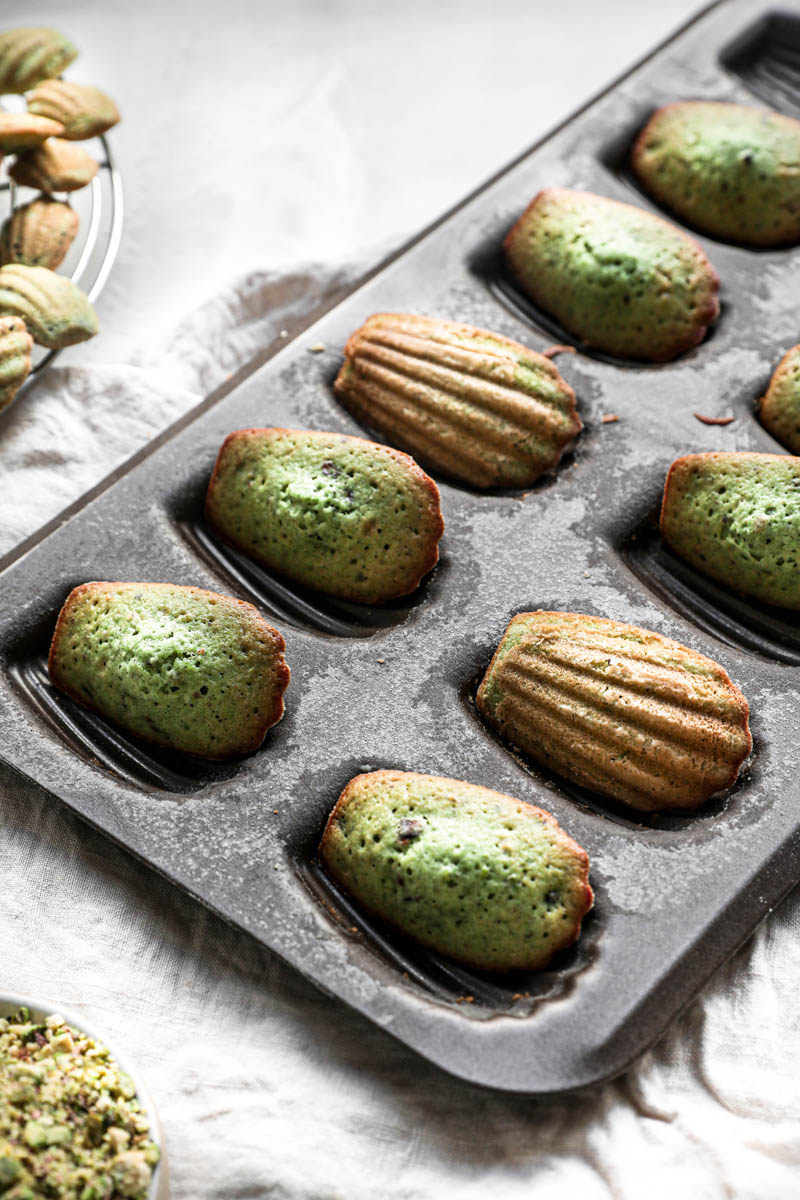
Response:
[[0, 995, 168, 1200]]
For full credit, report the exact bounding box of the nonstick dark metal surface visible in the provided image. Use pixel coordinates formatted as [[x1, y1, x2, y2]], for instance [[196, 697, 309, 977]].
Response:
[[1, 0, 799, 1094]]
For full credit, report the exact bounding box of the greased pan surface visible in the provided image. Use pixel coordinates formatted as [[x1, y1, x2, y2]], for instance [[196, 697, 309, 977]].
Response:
[[1, 0, 799, 1094]]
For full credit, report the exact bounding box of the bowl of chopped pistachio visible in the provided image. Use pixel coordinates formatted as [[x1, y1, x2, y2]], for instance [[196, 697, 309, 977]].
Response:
[[0, 997, 167, 1199]]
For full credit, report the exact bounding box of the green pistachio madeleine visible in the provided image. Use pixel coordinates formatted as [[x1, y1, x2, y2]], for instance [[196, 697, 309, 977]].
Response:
[[28, 79, 121, 141], [504, 187, 720, 361], [0, 26, 78, 94], [0, 1006, 158, 1199], [632, 101, 800, 246], [0, 264, 97, 348], [0, 315, 33, 412], [660, 451, 800, 610], [758, 345, 800, 454], [0, 197, 79, 270], [334, 312, 581, 488], [477, 611, 752, 813], [205, 428, 444, 604], [0, 111, 63, 153], [9, 137, 99, 192], [320, 770, 593, 971], [48, 582, 290, 759]]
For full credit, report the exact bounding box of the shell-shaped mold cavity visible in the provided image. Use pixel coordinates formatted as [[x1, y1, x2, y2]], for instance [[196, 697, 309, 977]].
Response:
[[758, 345, 800, 454], [48, 582, 290, 760], [0, 314, 33, 413], [0, 197, 79, 270], [632, 101, 800, 247], [205, 427, 444, 605], [334, 312, 582, 488], [661, 451, 800, 610], [477, 610, 752, 813], [504, 187, 720, 362], [9, 138, 99, 193], [27, 79, 121, 141], [320, 769, 593, 972], [0, 111, 63, 153], [0, 26, 78, 94], [0, 263, 97, 348]]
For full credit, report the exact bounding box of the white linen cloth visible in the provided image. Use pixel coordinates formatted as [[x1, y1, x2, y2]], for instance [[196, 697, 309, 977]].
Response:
[[3, 2, 799, 1197]]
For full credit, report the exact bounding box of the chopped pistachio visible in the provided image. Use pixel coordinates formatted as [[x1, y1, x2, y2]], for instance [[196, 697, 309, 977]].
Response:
[[23, 1122, 48, 1149], [79, 1174, 113, 1200], [110, 1151, 150, 1197], [0, 1007, 158, 1198], [5, 1185, 35, 1200], [51, 1031, 76, 1056], [0, 1154, 22, 1188], [106, 1128, 129, 1154]]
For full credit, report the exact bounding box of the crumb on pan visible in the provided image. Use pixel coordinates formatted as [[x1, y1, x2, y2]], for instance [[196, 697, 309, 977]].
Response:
[[694, 412, 735, 425]]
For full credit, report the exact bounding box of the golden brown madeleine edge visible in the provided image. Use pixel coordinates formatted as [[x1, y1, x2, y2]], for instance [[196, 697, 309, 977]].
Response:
[[319, 768, 594, 971], [204, 426, 444, 603], [48, 581, 290, 758]]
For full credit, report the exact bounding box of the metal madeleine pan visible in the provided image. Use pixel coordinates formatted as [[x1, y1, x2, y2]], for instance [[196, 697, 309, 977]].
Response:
[[1, 0, 799, 1094]]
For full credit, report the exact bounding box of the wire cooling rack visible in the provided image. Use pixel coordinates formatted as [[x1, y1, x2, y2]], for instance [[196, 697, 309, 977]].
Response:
[[1, 127, 124, 386]]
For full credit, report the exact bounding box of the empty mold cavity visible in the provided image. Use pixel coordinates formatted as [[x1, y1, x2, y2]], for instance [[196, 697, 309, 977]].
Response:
[[469, 236, 722, 368], [6, 654, 245, 794], [621, 512, 800, 666], [294, 838, 600, 1019], [169, 478, 440, 640], [721, 12, 800, 116]]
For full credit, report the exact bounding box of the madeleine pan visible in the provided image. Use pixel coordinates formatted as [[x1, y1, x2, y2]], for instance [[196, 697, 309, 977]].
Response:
[[1, 0, 799, 1093]]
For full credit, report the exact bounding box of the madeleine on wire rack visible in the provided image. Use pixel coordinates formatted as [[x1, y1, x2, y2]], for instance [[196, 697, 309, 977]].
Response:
[[28, 79, 121, 141], [0, 264, 97, 348], [0, 197, 79, 270], [0, 315, 33, 412], [0, 26, 78, 93], [9, 137, 99, 192], [0, 111, 63, 153]]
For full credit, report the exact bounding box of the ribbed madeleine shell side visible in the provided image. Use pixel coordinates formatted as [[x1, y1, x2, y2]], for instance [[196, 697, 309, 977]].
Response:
[[0, 264, 98, 348], [0, 198, 79, 269], [0, 315, 33, 412], [334, 313, 581, 488], [0, 112, 64, 152], [28, 80, 120, 141], [9, 138, 98, 193], [477, 611, 752, 812], [0, 26, 78, 94]]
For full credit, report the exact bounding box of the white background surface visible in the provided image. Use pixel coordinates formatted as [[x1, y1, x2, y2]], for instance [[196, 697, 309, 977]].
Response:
[[5, 3, 800, 1198]]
